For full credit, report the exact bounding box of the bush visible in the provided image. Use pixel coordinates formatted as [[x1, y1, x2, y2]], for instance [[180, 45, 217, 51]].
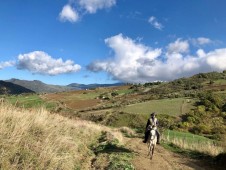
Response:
[[111, 91, 119, 97], [222, 104, 226, 112]]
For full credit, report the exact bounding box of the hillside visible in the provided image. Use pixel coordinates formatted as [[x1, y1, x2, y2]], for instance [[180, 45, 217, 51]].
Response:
[[0, 102, 128, 169], [1, 102, 220, 170], [142, 71, 226, 98], [6, 78, 74, 93], [1, 71, 226, 169], [0, 80, 34, 94]]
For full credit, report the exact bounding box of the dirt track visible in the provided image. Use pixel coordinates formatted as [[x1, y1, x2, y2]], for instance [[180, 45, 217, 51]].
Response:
[[125, 138, 213, 170]]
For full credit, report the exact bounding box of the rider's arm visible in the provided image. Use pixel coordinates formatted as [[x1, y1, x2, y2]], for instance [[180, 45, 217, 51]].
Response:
[[145, 119, 150, 129]]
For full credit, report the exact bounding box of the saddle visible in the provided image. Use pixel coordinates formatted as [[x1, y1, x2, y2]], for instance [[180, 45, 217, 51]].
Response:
[[147, 125, 157, 131]]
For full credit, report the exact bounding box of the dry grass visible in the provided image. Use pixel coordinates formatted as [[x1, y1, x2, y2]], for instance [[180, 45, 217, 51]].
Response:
[[118, 127, 137, 137], [162, 133, 224, 156], [0, 102, 123, 169]]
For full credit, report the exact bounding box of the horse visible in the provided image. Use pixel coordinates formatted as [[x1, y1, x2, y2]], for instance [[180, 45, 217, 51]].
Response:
[[147, 126, 157, 160]]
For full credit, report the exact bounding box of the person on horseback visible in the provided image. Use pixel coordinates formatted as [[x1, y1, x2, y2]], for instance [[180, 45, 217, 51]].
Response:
[[143, 112, 160, 144]]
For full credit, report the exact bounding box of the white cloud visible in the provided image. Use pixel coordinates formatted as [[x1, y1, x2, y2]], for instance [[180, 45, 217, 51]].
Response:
[[88, 34, 226, 83], [191, 37, 212, 46], [59, 0, 116, 22], [0, 61, 15, 69], [197, 37, 211, 45], [17, 51, 81, 75], [148, 16, 163, 30], [205, 48, 226, 70], [79, 0, 116, 14], [88, 34, 162, 83], [59, 4, 79, 23], [167, 39, 189, 54]]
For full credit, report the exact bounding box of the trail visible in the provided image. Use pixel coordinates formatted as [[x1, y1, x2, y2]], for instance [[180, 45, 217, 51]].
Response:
[[124, 138, 213, 170]]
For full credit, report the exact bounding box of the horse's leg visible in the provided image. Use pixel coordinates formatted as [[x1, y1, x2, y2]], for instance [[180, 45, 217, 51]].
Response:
[[147, 142, 151, 156], [150, 144, 153, 160], [151, 145, 155, 159]]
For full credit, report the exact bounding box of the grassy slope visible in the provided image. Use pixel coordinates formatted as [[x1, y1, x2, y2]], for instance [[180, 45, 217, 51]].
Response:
[[161, 130, 224, 156], [0, 102, 134, 169], [3, 94, 57, 110]]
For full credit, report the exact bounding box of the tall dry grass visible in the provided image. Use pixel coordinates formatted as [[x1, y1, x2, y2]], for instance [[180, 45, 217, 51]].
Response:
[[162, 132, 224, 156], [0, 102, 123, 169]]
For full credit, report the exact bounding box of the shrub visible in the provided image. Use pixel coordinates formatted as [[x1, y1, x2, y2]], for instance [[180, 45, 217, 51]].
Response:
[[222, 104, 226, 112]]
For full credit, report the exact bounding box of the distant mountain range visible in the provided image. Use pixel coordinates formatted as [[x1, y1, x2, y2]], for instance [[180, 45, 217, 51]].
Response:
[[1, 78, 124, 94], [67, 83, 125, 90]]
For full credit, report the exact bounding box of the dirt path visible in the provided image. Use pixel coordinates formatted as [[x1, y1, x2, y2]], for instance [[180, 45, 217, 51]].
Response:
[[125, 138, 212, 170]]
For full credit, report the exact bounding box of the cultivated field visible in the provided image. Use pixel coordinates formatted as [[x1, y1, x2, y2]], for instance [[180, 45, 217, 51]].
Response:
[[41, 85, 133, 110], [120, 98, 195, 116]]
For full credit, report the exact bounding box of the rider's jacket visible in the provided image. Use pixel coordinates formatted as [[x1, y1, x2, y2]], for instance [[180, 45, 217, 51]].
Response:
[[146, 117, 158, 130]]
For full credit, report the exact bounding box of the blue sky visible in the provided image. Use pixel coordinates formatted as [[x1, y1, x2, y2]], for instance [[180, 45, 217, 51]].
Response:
[[0, 0, 226, 85]]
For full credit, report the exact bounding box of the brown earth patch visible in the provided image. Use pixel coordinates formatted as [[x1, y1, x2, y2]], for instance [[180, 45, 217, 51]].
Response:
[[204, 85, 226, 91], [65, 99, 100, 110]]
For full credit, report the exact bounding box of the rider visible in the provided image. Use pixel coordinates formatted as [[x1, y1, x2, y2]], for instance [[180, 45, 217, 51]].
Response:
[[143, 112, 160, 144]]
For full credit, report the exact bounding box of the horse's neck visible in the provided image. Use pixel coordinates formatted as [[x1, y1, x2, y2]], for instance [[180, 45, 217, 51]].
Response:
[[150, 129, 156, 138]]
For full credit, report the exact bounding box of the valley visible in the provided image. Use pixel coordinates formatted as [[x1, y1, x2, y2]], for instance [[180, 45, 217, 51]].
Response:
[[1, 71, 226, 169]]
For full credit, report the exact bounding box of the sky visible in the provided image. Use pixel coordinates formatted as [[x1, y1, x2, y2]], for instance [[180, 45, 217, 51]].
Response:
[[0, 0, 226, 85]]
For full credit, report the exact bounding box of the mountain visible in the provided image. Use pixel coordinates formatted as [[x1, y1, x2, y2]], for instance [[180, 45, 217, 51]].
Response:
[[67, 83, 125, 90], [0, 80, 34, 94], [5, 79, 125, 93], [6, 79, 73, 93]]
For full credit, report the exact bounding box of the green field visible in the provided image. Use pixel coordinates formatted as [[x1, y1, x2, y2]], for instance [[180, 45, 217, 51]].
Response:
[[3, 94, 57, 110], [212, 79, 226, 85], [116, 89, 134, 95], [120, 98, 195, 116], [161, 130, 223, 156], [162, 130, 213, 143]]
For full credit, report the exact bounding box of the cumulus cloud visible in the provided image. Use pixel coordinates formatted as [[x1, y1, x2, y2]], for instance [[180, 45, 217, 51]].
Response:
[[205, 48, 226, 70], [78, 0, 116, 14], [148, 16, 163, 30], [59, 4, 79, 23], [59, 0, 116, 22], [0, 61, 15, 69], [17, 51, 81, 75], [88, 34, 162, 83], [167, 39, 189, 54], [88, 34, 226, 83]]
